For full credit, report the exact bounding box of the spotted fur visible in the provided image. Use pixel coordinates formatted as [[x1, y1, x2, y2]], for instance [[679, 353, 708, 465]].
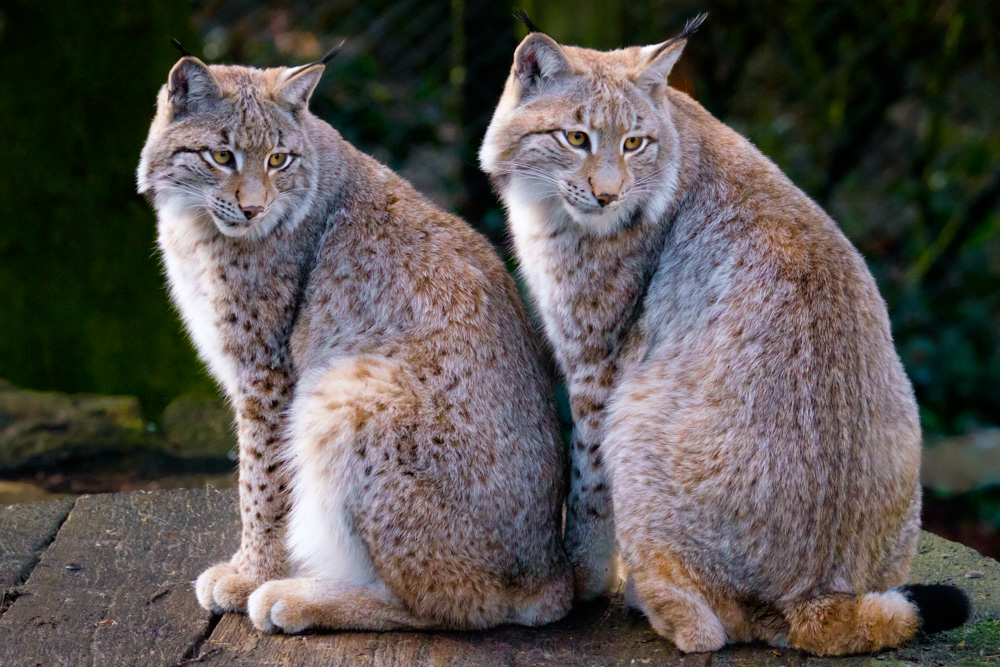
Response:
[[138, 56, 571, 632], [480, 26, 967, 654]]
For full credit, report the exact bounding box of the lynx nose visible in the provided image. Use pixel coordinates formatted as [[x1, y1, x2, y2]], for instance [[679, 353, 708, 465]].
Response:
[[242, 206, 264, 220], [595, 193, 618, 207]]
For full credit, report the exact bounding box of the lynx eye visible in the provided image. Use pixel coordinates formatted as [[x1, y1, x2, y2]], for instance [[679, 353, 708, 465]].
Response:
[[211, 150, 233, 166], [268, 153, 289, 169], [566, 131, 590, 149], [623, 136, 643, 151]]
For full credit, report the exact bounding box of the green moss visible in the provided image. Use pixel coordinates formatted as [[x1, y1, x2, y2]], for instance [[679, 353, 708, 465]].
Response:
[[952, 620, 1000, 664]]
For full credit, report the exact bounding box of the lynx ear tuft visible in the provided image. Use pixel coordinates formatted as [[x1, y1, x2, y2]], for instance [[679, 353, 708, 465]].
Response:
[[512, 9, 541, 34], [319, 39, 346, 65], [513, 32, 570, 101], [637, 13, 707, 97], [170, 38, 192, 58], [168, 57, 222, 119]]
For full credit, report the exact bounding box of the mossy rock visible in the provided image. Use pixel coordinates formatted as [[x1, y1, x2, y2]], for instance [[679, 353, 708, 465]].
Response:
[[0, 380, 151, 472], [159, 394, 237, 460]]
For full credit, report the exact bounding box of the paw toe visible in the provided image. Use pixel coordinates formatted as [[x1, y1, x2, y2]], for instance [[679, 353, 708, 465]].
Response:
[[248, 581, 313, 634], [196, 562, 237, 613], [213, 572, 258, 613], [248, 583, 279, 633]]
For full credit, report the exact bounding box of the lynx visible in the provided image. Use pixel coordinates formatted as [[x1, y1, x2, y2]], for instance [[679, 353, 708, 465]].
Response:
[[480, 16, 969, 655], [137, 50, 572, 633]]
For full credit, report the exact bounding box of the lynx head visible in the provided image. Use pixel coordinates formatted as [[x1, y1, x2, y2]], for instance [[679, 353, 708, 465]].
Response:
[[480, 16, 704, 235], [138, 54, 331, 239]]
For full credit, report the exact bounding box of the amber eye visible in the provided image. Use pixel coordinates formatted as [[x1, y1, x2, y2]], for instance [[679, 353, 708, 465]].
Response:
[[212, 150, 233, 166], [566, 131, 589, 148], [623, 136, 643, 151], [268, 153, 289, 169]]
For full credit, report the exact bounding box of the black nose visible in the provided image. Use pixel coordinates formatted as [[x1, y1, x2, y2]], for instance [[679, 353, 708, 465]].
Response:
[[242, 206, 264, 220], [595, 193, 618, 207]]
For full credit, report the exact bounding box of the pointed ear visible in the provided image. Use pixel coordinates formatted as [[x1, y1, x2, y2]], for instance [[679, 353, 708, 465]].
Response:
[[167, 57, 221, 118], [513, 32, 571, 100], [636, 13, 706, 97], [636, 39, 686, 97], [273, 63, 324, 113]]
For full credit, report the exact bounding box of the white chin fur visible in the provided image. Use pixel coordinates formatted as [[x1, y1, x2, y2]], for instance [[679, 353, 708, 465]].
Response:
[[210, 213, 276, 240], [562, 200, 632, 236]]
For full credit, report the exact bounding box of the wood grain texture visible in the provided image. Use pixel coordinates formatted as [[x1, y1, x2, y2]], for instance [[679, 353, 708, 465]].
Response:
[[0, 497, 75, 617], [195, 598, 708, 666], [0, 488, 238, 667]]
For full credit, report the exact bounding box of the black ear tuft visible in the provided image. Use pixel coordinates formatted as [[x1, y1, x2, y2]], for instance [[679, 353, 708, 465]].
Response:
[[651, 12, 708, 60], [513, 9, 541, 34], [679, 12, 708, 41], [170, 38, 192, 58], [900, 584, 971, 634], [320, 38, 347, 65]]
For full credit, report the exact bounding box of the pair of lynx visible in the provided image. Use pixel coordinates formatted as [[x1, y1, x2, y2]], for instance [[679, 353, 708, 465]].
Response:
[[138, 16, 969, 656]]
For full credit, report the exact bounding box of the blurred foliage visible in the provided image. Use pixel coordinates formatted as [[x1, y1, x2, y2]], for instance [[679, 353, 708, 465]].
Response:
[[0, 0, 997, 442], [0, 0, 215, 417]]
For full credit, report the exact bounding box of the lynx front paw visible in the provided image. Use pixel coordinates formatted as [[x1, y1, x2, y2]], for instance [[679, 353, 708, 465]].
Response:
[[569, 549, 621, 601], [669, 615, 727, 654], [195, 562, 261, 614], [248, 579, 314, 634], [573, 563, 617, 601]]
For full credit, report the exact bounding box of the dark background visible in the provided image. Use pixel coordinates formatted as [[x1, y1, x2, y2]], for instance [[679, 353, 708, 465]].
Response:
[[1, 1, 998, 555]]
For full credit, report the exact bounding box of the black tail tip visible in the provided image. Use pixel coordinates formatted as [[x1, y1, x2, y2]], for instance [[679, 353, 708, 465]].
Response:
[[900, 584, 971, 634]]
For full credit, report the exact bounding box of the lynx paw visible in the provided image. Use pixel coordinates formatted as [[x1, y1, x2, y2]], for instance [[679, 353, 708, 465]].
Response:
[[646, 603, 727, 653], [570, 550, 621, 601], [672, 617, 727, 653], [248, 579, 313, 634], [624, 573, 642, 610], [195, 562, 260, 614]]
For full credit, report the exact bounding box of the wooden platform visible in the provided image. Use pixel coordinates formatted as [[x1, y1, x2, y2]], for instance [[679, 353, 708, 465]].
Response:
[[1, 489, 997, 666]]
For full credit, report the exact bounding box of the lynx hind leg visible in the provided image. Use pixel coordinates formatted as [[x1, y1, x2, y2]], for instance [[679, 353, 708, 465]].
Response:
[[628, 547, 727, 653], [276, 355, 571, 632], [877, 483, 922, 591], [283, 356, 410, 587], [249, 577, 432, 633]]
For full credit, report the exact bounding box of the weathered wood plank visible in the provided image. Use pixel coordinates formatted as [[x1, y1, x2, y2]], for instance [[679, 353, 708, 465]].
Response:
[[0, 497, 76, 617], [2, 490, 999, 666], [193, 529, 1000, 666], [0, 488, 239, 667], [195, 597, 709, 666]]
